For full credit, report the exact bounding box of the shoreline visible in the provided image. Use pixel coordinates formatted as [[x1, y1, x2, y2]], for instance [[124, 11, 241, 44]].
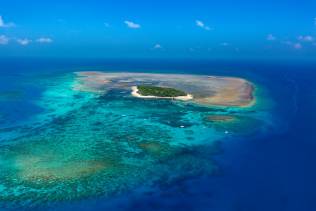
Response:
[[131, 86, 193, 101]]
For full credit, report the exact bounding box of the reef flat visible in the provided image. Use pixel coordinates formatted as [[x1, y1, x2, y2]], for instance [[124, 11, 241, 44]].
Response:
[[74, 72, 254, 107], [0, 71, 271, 209]]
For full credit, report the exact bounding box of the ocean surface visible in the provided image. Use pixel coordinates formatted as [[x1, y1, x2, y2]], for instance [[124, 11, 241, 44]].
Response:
[[0, 58, 315, 211]]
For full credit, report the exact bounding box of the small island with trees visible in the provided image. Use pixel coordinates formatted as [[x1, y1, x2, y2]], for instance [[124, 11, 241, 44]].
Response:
[[137, 85, 187, 97], [131, 85, 193, 101]]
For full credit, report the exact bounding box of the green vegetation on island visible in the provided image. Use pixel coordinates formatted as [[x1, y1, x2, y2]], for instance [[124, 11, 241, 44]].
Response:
[[137, 85, 187, 97]]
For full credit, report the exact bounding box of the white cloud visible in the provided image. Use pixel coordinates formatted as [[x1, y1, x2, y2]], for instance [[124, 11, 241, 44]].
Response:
[[298, 35, 314, 42], [196, 20, 212, 30], [282, 41, 303, 50], [124, 21, 141, 29], [220, 42, 230, 46], [282, 41, 291, 46], [17, 38, 31, 46], [293, 43, 302, 49], [153, 44, 162, 49], [0, 17, 4, 27], [0, 35, 9, 45], [196, 20, 205, 28], [36, 37, 53, 43], [0, 16, 15, 28], [267, 34, 276, 41]]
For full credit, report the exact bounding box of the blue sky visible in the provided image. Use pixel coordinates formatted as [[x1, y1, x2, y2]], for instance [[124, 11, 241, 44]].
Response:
[[0, 0, 316, 60]]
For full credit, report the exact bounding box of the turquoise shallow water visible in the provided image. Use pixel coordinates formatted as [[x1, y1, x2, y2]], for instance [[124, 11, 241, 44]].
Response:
[[1, 59, 315, 211], [0, 70, 274, 209]]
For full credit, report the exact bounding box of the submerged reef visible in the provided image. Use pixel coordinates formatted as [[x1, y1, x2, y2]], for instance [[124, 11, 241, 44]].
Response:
[[0, 120, 216, 208], [203, 114, 264, 135], [205, 115, 236, 122], [0, 71, 271, 209]]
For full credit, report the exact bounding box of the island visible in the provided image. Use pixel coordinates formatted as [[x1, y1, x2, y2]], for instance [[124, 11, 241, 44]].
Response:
[[137, 85, 187, 97], [131, 85, 193, 101], [74, 72, 255, 107]]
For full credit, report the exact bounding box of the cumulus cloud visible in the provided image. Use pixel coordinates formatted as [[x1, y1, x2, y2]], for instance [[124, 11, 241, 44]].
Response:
[[269, 33, 314, 50], [0, 16, 15, 28], [267, 34, 276, 41], [124, 21, 141, 29], [36, 37, 53, 43], [196, 20, 204, 27], [154, 44, 162, 49], [293, 43, 302, 49], [281, 41, 303, 50], [196, 20, 211, 30], [0, 35, 9, 45], [298, 35, 314, 42], [153, 44, 162, 49], [17, 38, 31, 46], [220, 42, 230, 46]]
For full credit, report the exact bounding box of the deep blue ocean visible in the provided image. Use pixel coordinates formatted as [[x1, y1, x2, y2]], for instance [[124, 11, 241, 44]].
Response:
[[0, 58, 315, 211]]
